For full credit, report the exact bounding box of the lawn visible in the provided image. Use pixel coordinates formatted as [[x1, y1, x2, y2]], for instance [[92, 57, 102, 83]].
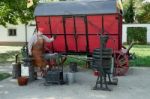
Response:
[[64, 45, 150, 67], [128, 45, 150, 67], [0, 73, 11, 81], [0, 46, 22, 63]]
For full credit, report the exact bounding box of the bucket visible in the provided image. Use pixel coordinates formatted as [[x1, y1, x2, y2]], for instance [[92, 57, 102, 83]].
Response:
[[63, 72, 68, 84], [67, 72, 75, 84], [12, 62, 21, 78], [17, 76, 28, 86]]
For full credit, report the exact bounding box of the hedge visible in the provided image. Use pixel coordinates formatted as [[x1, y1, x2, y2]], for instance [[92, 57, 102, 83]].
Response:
[[127, 27, 147, 44]]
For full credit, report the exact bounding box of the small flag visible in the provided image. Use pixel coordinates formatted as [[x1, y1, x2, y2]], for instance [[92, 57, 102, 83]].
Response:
[[27, 0, 33, 8], [116, 0, 123, 14]]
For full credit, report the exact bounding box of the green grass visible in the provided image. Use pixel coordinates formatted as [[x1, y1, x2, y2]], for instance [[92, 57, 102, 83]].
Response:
[[126, 45, 150, 67], [0, 73, 11, 81], [64, 45, 150, 67], [0, 51, 20, 63], [0, 46, 22, 63]]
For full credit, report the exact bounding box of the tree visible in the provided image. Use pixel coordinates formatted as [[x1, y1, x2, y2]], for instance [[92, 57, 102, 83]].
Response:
[[0, 0, 38, 27], [123, 0, 135, 23], [135, 3, 150, 23]]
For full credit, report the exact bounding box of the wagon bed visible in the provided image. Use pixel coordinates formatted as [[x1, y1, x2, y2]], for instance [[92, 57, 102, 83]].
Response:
[[34, 0, 122, 55]]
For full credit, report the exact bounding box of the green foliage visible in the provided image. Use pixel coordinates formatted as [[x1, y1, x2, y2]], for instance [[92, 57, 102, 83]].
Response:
[[0, 51, 20, 63], [64, 55, 86, 67], [127, 27, 147, 44], [135, 3, 150, 23], [123, 0, 150, 23], [127, 45, 150, 66], [0, 0, 38, 27], [123, 0, 135, 23], [0, 73, 11, 81]]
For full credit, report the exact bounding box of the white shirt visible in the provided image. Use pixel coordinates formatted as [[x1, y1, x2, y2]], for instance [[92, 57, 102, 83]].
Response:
[[28, 32, 54, 55]]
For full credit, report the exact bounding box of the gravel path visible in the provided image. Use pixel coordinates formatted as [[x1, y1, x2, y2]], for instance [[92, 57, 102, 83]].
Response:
[[0, 67, 150, 99]]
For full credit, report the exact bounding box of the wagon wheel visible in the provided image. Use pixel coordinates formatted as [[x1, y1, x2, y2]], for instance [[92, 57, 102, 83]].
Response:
[[114, 52, 129, 76]]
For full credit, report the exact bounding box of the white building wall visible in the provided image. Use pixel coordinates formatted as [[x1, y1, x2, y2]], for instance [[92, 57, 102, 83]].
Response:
[[147, 26, 150, 43], [0, 24, 25, 42], [0, 24, 35, 43], [27, 25, 36, 42]]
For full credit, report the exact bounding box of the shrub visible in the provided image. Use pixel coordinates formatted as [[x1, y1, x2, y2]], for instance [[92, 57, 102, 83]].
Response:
[[127, 27, 147, 44]]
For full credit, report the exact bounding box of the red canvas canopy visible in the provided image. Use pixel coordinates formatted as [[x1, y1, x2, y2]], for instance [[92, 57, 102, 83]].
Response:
[[34, 0, 122, 55]]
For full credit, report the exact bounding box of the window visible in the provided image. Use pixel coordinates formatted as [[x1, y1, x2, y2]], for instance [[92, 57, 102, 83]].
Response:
[[8, 29, 17, 36]]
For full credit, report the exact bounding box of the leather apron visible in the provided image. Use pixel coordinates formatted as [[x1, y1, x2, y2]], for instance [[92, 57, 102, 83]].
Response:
[[32, 36, 47, 68]]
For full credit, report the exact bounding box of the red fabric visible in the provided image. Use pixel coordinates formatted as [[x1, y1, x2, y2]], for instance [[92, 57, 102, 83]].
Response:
[[35, 14, 122, 54]]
